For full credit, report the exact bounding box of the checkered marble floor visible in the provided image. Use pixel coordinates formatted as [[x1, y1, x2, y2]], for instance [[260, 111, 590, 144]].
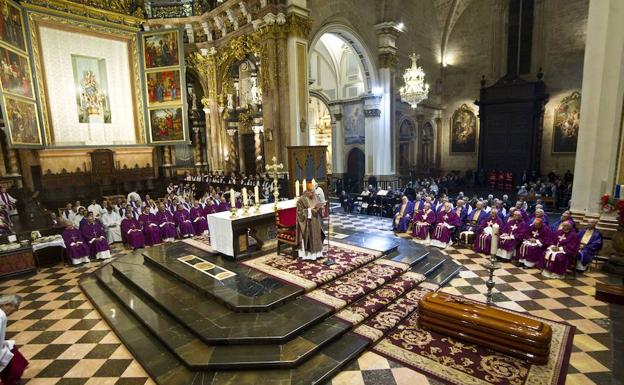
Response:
[[0, 212, 619, 385]]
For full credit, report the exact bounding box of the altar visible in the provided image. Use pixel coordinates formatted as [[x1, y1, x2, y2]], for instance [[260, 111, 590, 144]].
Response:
[[207, 199, 297, 259]]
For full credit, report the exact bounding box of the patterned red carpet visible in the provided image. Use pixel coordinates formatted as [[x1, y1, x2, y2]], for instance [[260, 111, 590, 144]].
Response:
[[373, 299, 575, 385], [241, 242, 382, 291]]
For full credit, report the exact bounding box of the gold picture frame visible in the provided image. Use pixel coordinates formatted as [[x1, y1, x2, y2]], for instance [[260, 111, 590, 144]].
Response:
[[27, 11, 146, 145], [449, 104, 478, 154], [0, 0, 28, 53], [144, 68, 182, 107], [147, 106, 186, 144], [1, 94, 43, 146], [141, 30, 180, 70]]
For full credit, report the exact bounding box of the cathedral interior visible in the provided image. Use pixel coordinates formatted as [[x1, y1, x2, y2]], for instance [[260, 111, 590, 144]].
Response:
[[0, 0, 623, 384]]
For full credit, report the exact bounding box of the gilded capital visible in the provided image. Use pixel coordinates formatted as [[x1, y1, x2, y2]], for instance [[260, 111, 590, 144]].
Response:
[[287, 13, 312, 39]]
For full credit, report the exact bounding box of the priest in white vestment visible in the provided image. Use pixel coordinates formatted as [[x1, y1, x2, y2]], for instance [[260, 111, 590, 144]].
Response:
[[101, 207, 123, 244]]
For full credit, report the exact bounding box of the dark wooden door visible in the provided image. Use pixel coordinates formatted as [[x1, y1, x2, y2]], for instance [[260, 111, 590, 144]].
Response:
[[347, 148, 365, 193]]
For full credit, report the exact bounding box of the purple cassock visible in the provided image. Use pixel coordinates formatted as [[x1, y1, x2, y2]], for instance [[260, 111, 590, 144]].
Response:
[[190, 206, 208, 235], [551, 218, 575, 232], [528, 213, 549, 226], [393, 201, 415, 233], [430, 210, 461, 248], [541, 229, 580, 278], [464, 208, 488, 231], [215, 202, 229, 213], [576, 228, 603, 271], [156, 210, 177, 241], [139, 213, 162, 246], [80, 221, 111, 260], [454, 206, 468, 224], [411, 209, 436, 240], [204, 204, 217, 215], [473, 217, 503, 254], [496, 218, 527, 260], [518, 224, 552, 268], [121, 218, 145, 249], [174, 209, 194, 238], [62, 228, 91, 265]]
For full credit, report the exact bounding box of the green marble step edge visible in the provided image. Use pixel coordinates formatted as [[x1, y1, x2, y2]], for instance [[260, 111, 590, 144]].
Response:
[[80, 275, 370, 385], [410, 253, 446, 277], [110, 260, 332, 344], [94, 264, 351, 370]]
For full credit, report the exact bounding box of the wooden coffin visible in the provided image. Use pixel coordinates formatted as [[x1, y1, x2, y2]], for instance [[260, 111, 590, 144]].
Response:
[[418, 292, 552, 364]]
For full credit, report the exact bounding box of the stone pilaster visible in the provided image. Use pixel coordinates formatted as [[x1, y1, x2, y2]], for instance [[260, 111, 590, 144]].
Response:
[[329, 104, 344, 175]]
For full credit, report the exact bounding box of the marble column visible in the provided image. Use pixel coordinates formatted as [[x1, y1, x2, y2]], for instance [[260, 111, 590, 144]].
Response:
[[162, 146, 172, 178], [570, 0, 624, 217], [434, 117, 442, 171], [329, 103, 344, 176], [286, 11, 311, 147], [364, 96, 387, 177]]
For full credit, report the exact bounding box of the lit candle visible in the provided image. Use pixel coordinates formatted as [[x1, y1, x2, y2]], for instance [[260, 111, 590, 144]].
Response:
[[312, 178, 316, 188], [490, 223, 499, 255], [230, 189, 235, 209], [295, 180, 300, 197], [242, 187, 248, 206], [303, 178, 307, 192], [254, 185, 259, 204]]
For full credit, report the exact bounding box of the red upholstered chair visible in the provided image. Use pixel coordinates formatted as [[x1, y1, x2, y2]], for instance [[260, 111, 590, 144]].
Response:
[[276, 206, 297, 256]]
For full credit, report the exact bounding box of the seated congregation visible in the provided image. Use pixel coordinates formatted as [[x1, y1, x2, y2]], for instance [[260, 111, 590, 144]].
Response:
[[54, 184, 248, 266], [393, 193, 603, 279]]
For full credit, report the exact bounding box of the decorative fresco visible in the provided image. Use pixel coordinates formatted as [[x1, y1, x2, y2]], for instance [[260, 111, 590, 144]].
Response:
[[2, 95, 41, 145], [143, 30, 179, 69], [0, 46, 33, 98], [450, 104, 477, 153], [343, 103, 365, 145], [552, 91, 581, 153], [71, 54, 111, 123]]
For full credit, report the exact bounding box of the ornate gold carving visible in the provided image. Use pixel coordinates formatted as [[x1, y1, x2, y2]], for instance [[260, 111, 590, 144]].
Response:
[[21, 0, 144, 28], [187, 51, 218, 98], [287, 13, 311, 38], [378, 52, 398, 69]]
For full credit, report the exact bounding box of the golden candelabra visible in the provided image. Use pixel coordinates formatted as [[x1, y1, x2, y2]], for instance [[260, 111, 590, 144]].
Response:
[[266, 156, 284, 212]]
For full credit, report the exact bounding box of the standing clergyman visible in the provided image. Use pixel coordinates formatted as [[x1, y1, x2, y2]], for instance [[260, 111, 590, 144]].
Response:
[[296, 182, 325, 261]]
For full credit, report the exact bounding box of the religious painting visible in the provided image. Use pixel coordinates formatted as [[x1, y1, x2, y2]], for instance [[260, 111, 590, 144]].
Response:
[[148, 107, 185, 143], [552, 91, 581, 153], [0, 1, 26, 52], [450, 104, 477, 154], [2, 95, 42, 146], [343, 103, 364, 145], [71, 54, 111, 123], [0, 46, 33, 98], [143, 30, 179, 69], [145, 69, 181, 106]]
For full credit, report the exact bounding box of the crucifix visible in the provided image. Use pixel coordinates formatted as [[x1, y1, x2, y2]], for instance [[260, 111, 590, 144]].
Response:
[[266, 156, 284, 211]]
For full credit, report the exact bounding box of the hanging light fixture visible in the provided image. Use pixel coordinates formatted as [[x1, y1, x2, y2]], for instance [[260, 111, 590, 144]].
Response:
[[399, 53, 430, 109]]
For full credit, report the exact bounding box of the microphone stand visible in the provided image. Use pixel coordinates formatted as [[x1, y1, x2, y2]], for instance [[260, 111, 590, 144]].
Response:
[[323, 200, 335, 266]]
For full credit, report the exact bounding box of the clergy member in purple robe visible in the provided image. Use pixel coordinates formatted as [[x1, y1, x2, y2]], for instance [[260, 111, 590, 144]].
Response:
[[453, 199, 468, 224], [62, 221, 91, 265], [190, 201, 209, 235], [496, 210, 527, 260], [393, 195, 414, 233], [576, 219, 603, 272], [430, 202, 461, 249], [121, 211, 145, 250], [551, 210, 575, 232], [174, 204, 194, 238], [156, 204, 177, 242], [528, 206, 549, 226], [80, 212, 111, 260], [518, 218, 551, 268], [139, 207, 162, 246], [541, 221, 580, 278], [215, 196, 229, 213], [473, 209, 503, 254], [463, 201, 488, 232], [411, 202, 435, 244]]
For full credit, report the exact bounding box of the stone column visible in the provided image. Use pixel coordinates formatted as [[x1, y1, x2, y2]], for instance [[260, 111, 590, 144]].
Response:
[[374, 22, 401, 177], [434, 117, 442, 171], [570, 0, 624, 217], [329, 103, 344, 176], [286, 11, 311, 147], [364, 96, 385, 177], [193, 128, 203, 172], [162, 146, 172, 178]]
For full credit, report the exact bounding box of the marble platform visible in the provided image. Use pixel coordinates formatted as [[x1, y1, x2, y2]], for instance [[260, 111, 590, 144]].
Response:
[[81, 234, 461, 384]]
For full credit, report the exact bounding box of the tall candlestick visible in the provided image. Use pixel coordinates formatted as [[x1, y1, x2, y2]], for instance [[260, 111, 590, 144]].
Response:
[[230, 189, 235, 209], [254, 185, 259, 205], [295, 180, 300, 197], [490, 223, 499, 255], [242, 188, 248, 206]]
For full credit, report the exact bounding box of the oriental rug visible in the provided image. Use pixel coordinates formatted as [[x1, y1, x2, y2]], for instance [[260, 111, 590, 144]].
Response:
[[241, 242, 383, 291], [181, 234, 214, 253], [335, 272, 425, 325], [304, 259, 409, 310], [373, 308, 575, 385]]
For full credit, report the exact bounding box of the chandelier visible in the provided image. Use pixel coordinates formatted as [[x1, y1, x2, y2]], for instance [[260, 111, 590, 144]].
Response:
[[399, 54, 430, 109]]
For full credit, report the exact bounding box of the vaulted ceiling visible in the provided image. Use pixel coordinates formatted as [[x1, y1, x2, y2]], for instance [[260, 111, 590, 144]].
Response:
[[432, 0, 474, 60]]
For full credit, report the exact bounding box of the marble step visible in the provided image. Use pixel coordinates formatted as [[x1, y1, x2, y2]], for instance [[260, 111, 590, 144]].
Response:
[[410, 253, 446, 277], [81, 275, 369, 385], [95, 264, 350, 370], [110, 260, 332, 344], [142, 243, 302, 312], [388, 241, 430, 266], [424, 258, 462, 289]]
